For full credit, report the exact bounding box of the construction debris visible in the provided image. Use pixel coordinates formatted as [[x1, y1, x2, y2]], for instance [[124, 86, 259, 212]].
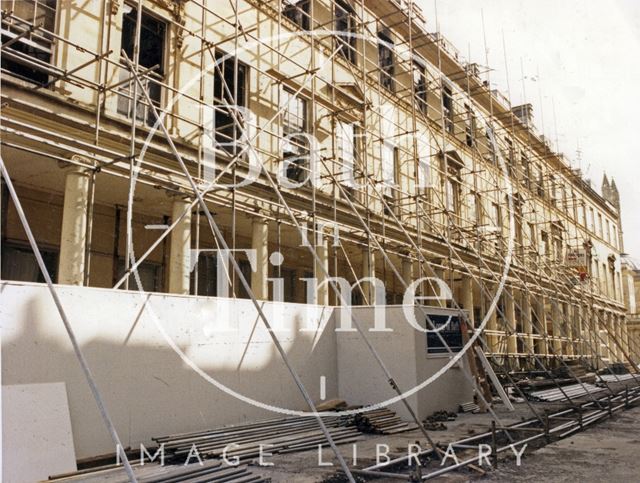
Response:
[[422, 410, 457, 431], [154, 415, 361, 463], [459, 402, 481, 413], [315, 399, 348, 412], [352, 408, 416, 435], [48, 460, 269, 483], [598, 373, 638, 383], [528, 383, 606, 402]]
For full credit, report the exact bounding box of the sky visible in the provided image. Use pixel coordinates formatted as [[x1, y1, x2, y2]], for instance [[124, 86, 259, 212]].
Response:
[[416, 0, 640, 258]]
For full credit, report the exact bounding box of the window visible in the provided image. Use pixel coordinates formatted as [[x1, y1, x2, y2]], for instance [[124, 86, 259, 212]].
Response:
[[485, 127, 496, 164], [1, 243, 58, 283], [426, 315, 463, 354], [491, 202, 502, 232], [118, 4, 166, 127], [605, 219, 611, 243], [577, 201, 585, 226], [442, 85, 454, 134], [464, 104, 476, 147], [535, 164, 545, 197], [116, 258, 163, 292], [597, 213, 603, 237], [281, 268, 297, 302], [381, 143, 397, 198], [335, 0, 357, 64], [336, 120, 357, 199], [521, 152, 531, 188], [587, 207, 594, 232], [193, 251, 217, 296], [384, 146, 401, 215], [550, 175, 558, 206], [504, 137, 515, 168], [540, 230, 550, 257], [236, 259, 252, 299], [513, 196, 524, 249], [413, 58, 428, 114], [1, 0, 57, 85], [211, 50, 247, 154], [417, 144, 430, 192], [282, 88, 310, 184], [528, 222, 537, 249], [471, 192, 483, 227], [378, 30, 395, 92], [551, 224, 563, 262], [283, 0, 310, 30], [446, 166, 461, 216]]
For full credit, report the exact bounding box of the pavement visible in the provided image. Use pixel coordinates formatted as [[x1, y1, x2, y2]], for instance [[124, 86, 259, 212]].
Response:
[[253, 386, 640, 482], [483, 404, 640, 482]]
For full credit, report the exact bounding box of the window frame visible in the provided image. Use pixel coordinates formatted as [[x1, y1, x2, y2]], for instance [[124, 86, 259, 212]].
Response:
[[335, 0, 357, 64], [117, 3, 168, 127], [0, 0, 58, 86], [377, 29, 395, 92]]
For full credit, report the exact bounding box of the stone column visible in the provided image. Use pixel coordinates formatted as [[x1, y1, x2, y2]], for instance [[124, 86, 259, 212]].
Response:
[[615, 315, 624, 362], [534, 295, 547, 356], [314, 225, 329, 306], [58, 164, 91, 285], [599, 310, 610, 361], [563, 302, 573, 356], [362, 248, 376, 305], [582, 305, 596, 364], [401, 254, 414, 286], [505, 288, 518, 356], [606, 311, 616, 361], [572, 304, 582, 356], [251, 214, 269, 300], [461, 275, 474, 328], [485, 284, 499, 353], [521, 291, 534, 355], [551, 301, 563, 355], [621, 316, 630, 358], [432, 264, 447, 308], [168, 197, 192, 295]]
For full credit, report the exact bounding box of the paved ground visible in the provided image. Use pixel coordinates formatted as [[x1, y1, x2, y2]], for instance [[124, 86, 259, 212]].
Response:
[[254, 390, 640, 482], [65, 388, 640, 482], [483, 404, 640, 482]]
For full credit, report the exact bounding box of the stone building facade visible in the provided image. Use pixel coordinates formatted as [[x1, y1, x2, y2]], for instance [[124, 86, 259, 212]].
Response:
[[0, 0, 633, 368]]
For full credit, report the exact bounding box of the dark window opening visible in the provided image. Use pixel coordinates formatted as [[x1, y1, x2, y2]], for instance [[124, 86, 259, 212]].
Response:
[[383, 146, 401, 216], [281, 267, 297, 302], [116, 258, 163, 292], [464, 104, 476, 147], [192, 252, 218, 296], [485, 127, 497, 164], [212, 51, 247, 154], [426, 314, 463, 353], [335, 0, 357, 64], [1, 242, 58, 283], [282, 88, 310, 185], [443, 85, 454, 134], [413, 58, 428, 115], [283, 0, 310, 30], [522, 153, 531, 189], [117, 4, 166, 127], [378, 30, 394, 92], [536, 165, 545, 198], [444, 162, 461, 218], [1, 0, 57, 86]]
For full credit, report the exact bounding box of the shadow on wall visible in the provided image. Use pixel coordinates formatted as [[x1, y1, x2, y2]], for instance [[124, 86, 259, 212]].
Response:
[[0, 282, 338, 459]]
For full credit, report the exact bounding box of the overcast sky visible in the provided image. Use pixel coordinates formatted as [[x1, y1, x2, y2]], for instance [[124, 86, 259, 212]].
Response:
[[417, 0, 640, 258]]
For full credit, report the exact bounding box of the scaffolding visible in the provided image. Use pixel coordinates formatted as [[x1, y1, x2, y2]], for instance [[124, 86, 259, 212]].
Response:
[[1, 0, 638, 480]]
